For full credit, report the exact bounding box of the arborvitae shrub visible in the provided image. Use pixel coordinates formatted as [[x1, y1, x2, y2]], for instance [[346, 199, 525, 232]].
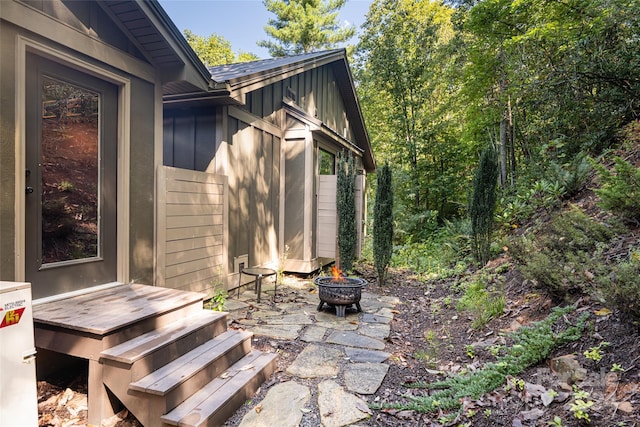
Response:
[[470, 147, 499, 266], [373, 163, 393, 285], [337, 150, 357, 272]]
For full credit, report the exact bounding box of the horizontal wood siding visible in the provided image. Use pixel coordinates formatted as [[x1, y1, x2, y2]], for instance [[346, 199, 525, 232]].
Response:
[[157, 166, 228, 294], [317, 175, 337, 258]]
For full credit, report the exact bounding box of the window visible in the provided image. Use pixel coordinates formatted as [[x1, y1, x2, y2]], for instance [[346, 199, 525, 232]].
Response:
[[319, 148, 335, 175]]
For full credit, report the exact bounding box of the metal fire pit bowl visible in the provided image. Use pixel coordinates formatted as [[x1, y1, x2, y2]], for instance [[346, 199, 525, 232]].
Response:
[[314, 276, 367, 317]]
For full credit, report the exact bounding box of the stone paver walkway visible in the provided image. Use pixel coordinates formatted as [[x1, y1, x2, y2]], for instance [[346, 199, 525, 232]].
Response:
[[223, 276, 400, 427]]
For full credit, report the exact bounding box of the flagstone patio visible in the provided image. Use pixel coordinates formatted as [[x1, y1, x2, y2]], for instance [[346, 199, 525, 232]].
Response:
[[222, 275, 401, 427]]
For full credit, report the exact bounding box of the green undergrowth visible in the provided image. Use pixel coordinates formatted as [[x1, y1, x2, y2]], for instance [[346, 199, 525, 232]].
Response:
[[376, 306, 589, 414]]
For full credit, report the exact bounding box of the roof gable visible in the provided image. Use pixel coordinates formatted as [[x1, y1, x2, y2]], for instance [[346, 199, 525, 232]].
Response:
[[208, 49, 375, 171], [98, 0, 212, 93]]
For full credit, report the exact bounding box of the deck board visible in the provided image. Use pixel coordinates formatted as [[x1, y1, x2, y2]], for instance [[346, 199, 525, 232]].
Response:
[[33, 284, 206, 335]]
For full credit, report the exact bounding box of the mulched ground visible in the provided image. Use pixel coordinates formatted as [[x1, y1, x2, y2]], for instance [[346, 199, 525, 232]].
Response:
[[37, 263, 639, 426]]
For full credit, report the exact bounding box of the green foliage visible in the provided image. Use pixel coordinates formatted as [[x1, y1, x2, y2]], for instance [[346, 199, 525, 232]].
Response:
[[377, 306, 588, 414], [547, 155, 592, 199], [356, 0, 472, 230], [593, 156, 640, 223], [391, 218, 472, 279], [584, 342, 609, 363], [570, 386, 594, 423], [373, 164, 394, 285], [464, 0, 640, 160], [510, 206, 616, 298], [183, 30, 257, 66], [457, 273, 505, 330], [337, 150, 357, 272], [494, 151, 592, 229], [470, 147, 499, 265], [595, 248, 640, 319], [204, 289, 227, 312], [259, 0, 355, 56]]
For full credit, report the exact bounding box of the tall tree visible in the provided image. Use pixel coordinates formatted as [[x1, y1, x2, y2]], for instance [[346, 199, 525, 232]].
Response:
[[259, 0, 355, 57], [184, 30, 259, 66], [356, 0, 471, 237], [463, 0, 640, 171]]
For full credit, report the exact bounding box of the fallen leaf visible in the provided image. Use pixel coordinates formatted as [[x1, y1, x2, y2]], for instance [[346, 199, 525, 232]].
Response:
[[595, 308, 612, 316], [391, 309, 400, 314], [520, 408, 544, 421], [58, 389, 74, 407], [255, 404, 262, 413], [240, 364, 255, 371], [355, 401, 373, 415], [541, 390, 555, 406], [616, 401, 634, 413], [300, 407, 311, 413], [220, 372, 230, 379], [393, 410, 414, 419]]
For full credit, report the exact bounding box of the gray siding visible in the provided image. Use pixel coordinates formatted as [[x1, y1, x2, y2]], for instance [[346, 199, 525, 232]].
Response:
[[20, 0, 145, 60], [164, 110, 217, 171], [129, 78, 156, 284], [0, 21, 17, 280], [284, 139, 306, 260], [246, 64, 354, 141]]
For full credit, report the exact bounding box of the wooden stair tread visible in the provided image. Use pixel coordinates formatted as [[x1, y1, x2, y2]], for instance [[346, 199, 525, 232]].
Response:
[[33, 284, 206, 334], [161, 350, 277, 427], [129, 330, 252, 396], [100, 310, 227, 365]]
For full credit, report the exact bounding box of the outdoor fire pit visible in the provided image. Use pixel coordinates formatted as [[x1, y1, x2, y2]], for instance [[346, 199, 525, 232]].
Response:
[[314, 267, 367, 317]]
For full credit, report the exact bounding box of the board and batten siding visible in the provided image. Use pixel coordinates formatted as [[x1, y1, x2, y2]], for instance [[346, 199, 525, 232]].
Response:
[[156, 166, 228, 294], [246, 64, 353, 141]]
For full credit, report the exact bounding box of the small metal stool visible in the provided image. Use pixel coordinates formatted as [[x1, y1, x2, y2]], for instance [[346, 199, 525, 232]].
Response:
[[238, 267, 277, 302]]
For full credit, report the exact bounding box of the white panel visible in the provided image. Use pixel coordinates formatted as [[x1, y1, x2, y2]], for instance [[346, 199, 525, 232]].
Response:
[[317, 175, 337, 258]]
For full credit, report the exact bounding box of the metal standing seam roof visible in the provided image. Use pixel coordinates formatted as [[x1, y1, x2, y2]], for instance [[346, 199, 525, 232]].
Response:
[[208, 49, 345, 85]]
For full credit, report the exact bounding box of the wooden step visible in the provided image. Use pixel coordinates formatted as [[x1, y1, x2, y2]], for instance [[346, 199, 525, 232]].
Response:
[[161, 350, 278, 427], [129, 330, 252, 407], [100, 310, 227, 379]]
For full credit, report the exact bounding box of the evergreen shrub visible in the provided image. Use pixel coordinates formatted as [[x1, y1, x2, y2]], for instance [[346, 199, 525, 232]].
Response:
[[337, 150, 357, 272], [373, 163, 393, 285]]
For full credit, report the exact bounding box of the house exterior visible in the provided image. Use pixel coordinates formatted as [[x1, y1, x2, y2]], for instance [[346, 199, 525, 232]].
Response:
[[1, 0, 374, 301], [162, 50, 376, 293], [1, 1, 374, 424], [0, 0, 211, 301]]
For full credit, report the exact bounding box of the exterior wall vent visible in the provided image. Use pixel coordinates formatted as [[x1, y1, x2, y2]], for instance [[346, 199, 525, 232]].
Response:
[[234, 254, 248, 273]]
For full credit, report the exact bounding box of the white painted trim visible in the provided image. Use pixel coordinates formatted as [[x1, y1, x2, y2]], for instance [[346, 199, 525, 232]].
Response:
[[14, 36, 131, 286]]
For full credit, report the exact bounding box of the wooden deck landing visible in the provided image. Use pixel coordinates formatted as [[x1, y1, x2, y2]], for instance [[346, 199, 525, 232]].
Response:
[[34, 284, 205, 335], [31, 284, 276, 426]]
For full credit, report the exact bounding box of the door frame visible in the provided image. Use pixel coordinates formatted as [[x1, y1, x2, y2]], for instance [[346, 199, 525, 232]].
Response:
[[14, 37, 131, 302]]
